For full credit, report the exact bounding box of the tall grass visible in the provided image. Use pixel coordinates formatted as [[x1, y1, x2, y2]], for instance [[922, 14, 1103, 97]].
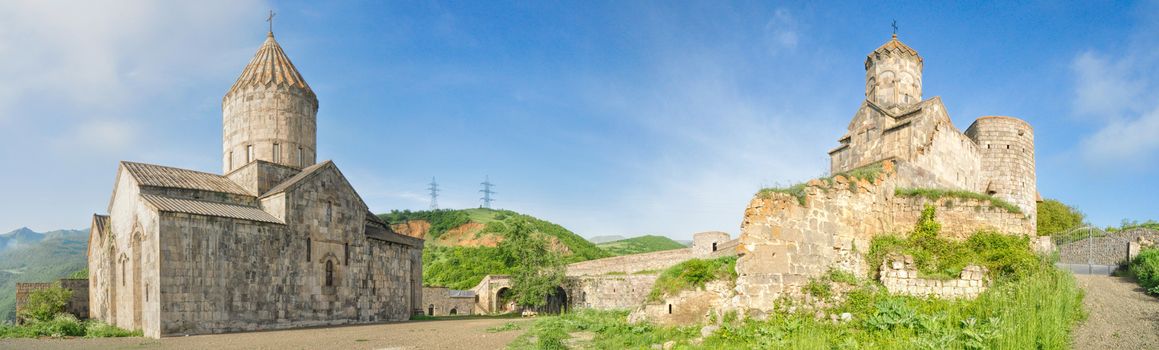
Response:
[[1128, 248, 1159, 295], [757, 162, 886, 205], [894, 188, 1022, 214], [647, 256, 737, 302]]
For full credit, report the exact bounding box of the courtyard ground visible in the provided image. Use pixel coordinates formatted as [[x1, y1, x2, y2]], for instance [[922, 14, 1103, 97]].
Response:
[[0, 316, 531, 350], [1072, 274, 1159, 350]]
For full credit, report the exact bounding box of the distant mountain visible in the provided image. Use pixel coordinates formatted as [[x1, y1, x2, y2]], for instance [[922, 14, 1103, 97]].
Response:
[[0, 227, 88, 321], [596, 235, 688, 256], [587, 235, 627, 244]]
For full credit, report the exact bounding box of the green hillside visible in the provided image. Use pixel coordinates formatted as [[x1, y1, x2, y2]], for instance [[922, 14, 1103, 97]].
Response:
[[380, 208, 610, 289], [0, 228, 88, 321], [596, 235, 687, 256]]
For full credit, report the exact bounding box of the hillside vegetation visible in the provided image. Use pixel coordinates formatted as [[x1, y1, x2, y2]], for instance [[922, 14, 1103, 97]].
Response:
[[380, 208, 610, 289], [0, 228, 88, 322], [596, 235, 686, 256]]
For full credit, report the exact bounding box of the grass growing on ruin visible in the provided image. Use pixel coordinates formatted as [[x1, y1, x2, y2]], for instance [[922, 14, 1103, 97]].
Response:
[[511, 234, 1083, 350], [757, 162, 886, 206], [894, 187, 1022, 214], [647, 256, 738, 302], [868, 205, 1038, 280]]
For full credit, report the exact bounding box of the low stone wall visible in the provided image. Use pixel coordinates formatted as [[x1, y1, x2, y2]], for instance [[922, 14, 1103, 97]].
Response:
[[1057, 228, 1159, 265], [879, 254, 987, 299], [15, 279, 90, 324], [736, 161, 1029, 311], [564, 274, 659, 310], [421, 287, 476, 316], [566, 248, 693, 276]]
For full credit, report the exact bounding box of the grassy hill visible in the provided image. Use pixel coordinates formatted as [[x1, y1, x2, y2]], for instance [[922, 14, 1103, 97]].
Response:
[[596, 235, 687, 256], [0, 228, 88, 321], [380, 208, 610, 289]]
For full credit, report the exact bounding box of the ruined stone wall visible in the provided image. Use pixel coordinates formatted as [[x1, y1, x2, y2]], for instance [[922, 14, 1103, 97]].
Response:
[[736, 161, 1032, 311], [565, 248, 693, 276], [564, 274, 659, 310], [880, 254, 987, 299], [421, 287, 475, 316], [222, 86, 317, 173], [965, 116, 1037, 232]]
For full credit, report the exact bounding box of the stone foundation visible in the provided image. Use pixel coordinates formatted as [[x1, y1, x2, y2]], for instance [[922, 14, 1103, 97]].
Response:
[[879, 254, 987, 299]]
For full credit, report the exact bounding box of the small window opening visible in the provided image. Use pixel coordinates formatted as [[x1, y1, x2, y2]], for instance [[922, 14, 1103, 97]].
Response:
[[227, 152, 233, 169], [326, 202, 333, 224], [344, 242, 350, 265], [1006, 145, 1010, 149], [306, 238, 312, 262], [668, 304, 673, 314], [428, 304, 435, 316], [273, 143, 280, 163], [712, 242, 718, 252], [145, 283, 149, 302], [121, 261, 126, 286], [297, 147, 304, 166], [246, 145, 254, 163], [325, 260, 335, 287]]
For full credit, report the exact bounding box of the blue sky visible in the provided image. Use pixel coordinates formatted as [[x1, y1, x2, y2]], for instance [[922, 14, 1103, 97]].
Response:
[[1, 1, 1156, 239]]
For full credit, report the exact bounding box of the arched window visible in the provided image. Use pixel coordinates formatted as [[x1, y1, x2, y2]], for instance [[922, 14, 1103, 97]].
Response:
[[428, 304, 435, 316], [325, 260, 334, 287], [449, 308, 457, 315]]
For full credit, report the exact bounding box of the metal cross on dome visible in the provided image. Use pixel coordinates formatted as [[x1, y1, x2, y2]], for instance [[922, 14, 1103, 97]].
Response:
[[267, 10, 276, 33], [892, 20, 898, 35]]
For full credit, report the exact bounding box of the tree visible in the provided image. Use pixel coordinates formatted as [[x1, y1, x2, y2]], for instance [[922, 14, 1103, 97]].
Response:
[[1036, 199, 1085, 236], [18, 285, 72, 323], [499, 219, 564, 308]]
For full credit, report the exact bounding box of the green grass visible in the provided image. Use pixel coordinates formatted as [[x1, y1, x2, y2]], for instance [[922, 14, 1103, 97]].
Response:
[[894, 188, 1023, 214], [647, 256, 737, 302], [512, 245, 1083, 350], [596, 235, 687, 256], [486, 322, 524, 333], [757, 162, 886, 206]]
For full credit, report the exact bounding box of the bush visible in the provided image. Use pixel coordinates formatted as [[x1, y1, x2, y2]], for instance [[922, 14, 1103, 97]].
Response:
[[18, 285, 72, 323], [1036, 199, 1085, 236], [869, 205, 1037, 281], [647, 256, 737, 302], [0, 317, 141, 339], [1129, 248, 1159, 295]]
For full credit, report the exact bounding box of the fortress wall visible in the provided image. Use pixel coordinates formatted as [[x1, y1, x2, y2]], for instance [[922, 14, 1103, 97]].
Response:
[[564, 274, 659, 310], [565, 248, 693, 276], [966, 116, 1037, 233], [735, 161, 1032, 311]]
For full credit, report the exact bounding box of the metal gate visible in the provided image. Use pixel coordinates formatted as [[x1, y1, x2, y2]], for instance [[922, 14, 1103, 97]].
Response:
[[1053, 226, 1128, 275]]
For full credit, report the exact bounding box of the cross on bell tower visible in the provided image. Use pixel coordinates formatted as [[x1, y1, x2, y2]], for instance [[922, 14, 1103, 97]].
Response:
[[267, 10, 276, 34]]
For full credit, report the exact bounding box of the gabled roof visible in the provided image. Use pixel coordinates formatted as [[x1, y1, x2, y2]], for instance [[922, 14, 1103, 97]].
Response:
[[226, 33, 315, 100], [121, 161, 252, 196], [261, 161, 330, 196], [140, 194, 282, 224]]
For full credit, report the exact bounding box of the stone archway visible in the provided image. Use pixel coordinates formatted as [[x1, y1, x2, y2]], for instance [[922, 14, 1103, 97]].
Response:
[[542, 286, 568, 314], [496, 287, 513, 313]]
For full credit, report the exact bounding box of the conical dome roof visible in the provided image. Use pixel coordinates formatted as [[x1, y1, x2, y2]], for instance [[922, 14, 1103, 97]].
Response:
[[226, 33, 314, 99], [867, 34, 922, 64]]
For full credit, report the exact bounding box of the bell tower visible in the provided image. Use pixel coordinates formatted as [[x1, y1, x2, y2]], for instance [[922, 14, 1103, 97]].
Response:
[[865, 33, 923, 109], [222, 30, 318, 173]]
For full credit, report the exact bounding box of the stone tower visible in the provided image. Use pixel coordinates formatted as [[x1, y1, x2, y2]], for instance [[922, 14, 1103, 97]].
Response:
[[865, 34, 923, 109], [966, 116, 1037, 229], [222, 32, 318, 173]]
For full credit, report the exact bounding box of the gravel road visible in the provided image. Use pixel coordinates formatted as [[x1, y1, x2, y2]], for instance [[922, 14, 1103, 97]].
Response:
[[0, 317, 531, 350], [1072, 274, 1159, 350]]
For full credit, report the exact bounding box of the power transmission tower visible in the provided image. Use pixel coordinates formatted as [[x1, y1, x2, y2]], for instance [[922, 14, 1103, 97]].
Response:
[[479, 176, 496, 209], [427, 177, 440, 210]]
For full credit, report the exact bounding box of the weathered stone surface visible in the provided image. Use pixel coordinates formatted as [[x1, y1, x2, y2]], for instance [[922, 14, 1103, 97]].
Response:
[[421, 287, 475, 316], [878, 253, 988, 299]]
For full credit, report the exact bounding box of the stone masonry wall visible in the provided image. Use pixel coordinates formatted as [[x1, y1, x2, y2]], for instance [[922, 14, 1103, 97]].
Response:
[[16, 279, 91, 324], [564, 274, 659, 310], [880, 254, 988, 299], [566, 248, 693, 276], [736, 160, 1031, 311], [421, 287, 475, 316]]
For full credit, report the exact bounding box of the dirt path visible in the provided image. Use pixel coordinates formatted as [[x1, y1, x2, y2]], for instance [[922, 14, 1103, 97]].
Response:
[[0, 317, 531, 350], [1072, 275, 1159, 350]]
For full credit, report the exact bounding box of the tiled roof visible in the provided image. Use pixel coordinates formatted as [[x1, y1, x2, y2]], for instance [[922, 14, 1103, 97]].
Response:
[[122, 161, 252, 196], [226, 33, 314, 99], [261, 161, 330, 197], [141, 194, 282, 224], [869, 34, 921, 62]]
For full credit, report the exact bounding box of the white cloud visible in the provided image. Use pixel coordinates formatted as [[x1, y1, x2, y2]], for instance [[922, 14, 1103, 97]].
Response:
[[1079, 105, 1159, 164], [1070, 51, 1144, 118], [764, 8, 799, 55], [51, 118, 139, 154], [1071, 49, 1159, 166]]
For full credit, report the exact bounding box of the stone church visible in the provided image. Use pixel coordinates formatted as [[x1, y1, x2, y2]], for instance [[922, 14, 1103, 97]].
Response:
[[86, 30, 423, 338]]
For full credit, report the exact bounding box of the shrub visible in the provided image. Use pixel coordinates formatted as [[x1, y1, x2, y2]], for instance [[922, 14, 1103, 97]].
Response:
[[0, 317, 140, 339], [17, 285, 72, 323], [1036, 199, 1085, 236], [647, 256, 737, 302], [1129, 248, 1159, 295]]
